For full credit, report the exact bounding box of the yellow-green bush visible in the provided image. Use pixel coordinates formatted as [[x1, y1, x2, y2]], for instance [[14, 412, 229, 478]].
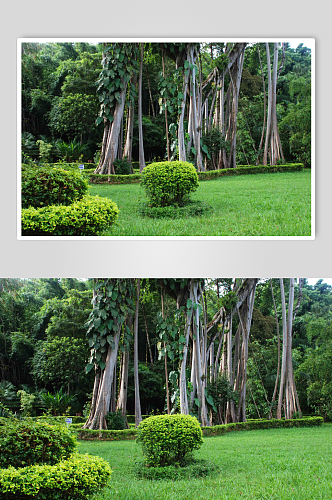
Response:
[[137, 414, 203, 466], [141, 161, 199, 207], [0, 420, 76, 469], [21, 166, 88, 209], [0, 453, 111, 500], [21, 195, 119, 236]]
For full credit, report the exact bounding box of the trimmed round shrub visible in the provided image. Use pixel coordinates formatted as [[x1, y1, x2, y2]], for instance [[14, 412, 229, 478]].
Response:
[[0, 420, 76, 469], [21, 195, 119, 236], [21, 166, 88, 209], [137, 414, 203, 466], [0, 453, 112, 500], [141, 161, 199, 207]]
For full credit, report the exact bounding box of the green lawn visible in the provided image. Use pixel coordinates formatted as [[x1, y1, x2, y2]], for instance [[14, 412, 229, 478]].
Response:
[[78, 424, 332, 500], [88, 170, 311, 237]]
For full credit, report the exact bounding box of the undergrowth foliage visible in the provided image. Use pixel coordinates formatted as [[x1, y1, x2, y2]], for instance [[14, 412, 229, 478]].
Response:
[[0, 453, 111, 500], [137, 414, 203, 467], [21, 166, 88, 209], [0, 420, 76, 469], [21, 196, 119, 236], [0, 419, 112, 499]]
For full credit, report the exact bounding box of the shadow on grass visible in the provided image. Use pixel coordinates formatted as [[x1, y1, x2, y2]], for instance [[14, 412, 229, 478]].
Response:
[[134, 458, 219, 481], [138, 200, 213, 219]]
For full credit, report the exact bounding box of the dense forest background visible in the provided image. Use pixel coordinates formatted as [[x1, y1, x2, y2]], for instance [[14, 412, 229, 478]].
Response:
[[0, 278, 330, 423], [21, 41, 311, 168]]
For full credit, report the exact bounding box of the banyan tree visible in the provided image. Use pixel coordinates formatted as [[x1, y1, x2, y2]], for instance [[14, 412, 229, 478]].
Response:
[[83, 278, 302, 431], [92, 41, 291, 174]]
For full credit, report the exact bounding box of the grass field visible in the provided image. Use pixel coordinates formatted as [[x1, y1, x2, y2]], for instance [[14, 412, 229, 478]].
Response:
[[88, 170, 311, 237], [78, 424, 331, 500]]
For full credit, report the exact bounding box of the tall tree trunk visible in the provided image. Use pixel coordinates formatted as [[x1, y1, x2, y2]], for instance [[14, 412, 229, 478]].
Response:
[[269, 279, 281, 418], [95, 83, 128, 175], [161, 287, 171, 414], [116, 314, 132, 428], [236, 286, 256, 422], [226, 48, 245, 168], [116, 349, 129, 426], [145, 63, 155, 118], [277, 278, 301, 419], [134, 279, 142, 427], [141, 302, 154, 365], [192, 281, 208, 426], [277, 278, 288, 419], [138, 43, 145, 172], [189, 46, 203, 171], [123, 75, 137, 173], [179, 299, 193, 415], [162, 49, 170, 161], [256, 44, 267, 165], [84, 325, 121, 430], [178, 53, 190, 162], [263, 43, 285, 165]]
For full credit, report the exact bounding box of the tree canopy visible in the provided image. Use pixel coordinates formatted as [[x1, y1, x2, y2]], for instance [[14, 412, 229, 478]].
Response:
[[21, 41, 312, 168], [1, 278, 330, 426]]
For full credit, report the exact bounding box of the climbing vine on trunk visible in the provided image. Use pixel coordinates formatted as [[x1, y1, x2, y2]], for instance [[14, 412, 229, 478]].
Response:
[[94, 43, 139, 175], [83, 278, 135, 430]]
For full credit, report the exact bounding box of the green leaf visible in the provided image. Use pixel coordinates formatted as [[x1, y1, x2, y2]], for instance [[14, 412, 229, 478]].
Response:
[[201, 144, 209, 155], [94, 318, 101, 329], [85, 363, 94, 374], [100, 309, 107, 320], [186, 299, 192, 309]]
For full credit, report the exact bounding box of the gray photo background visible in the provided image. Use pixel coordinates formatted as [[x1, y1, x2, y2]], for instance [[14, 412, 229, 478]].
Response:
[[1, 0, 329, 278]]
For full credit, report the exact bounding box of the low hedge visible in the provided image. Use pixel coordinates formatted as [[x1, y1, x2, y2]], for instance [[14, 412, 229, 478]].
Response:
[[76, 416, 323, 441], [201, 416, 324, 437], [21, 195, 119, 236], [197, 163, 304, 181], [34, 415, 86, 424], [87, 173, 142, 184], [85, 163, 304, 185], [77, 428, 137, 441], [0, 453, 111, 500], [126, 414, 149, 424]]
